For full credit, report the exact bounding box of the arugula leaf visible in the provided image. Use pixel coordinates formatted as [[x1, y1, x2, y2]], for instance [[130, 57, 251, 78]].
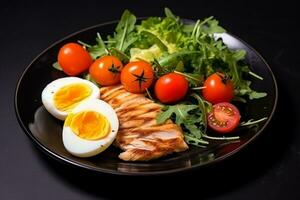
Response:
[[52, 62, 62, 71], [87, 33, 108, 59], [109, 47, 130, 63], [158, 51, 201, 67], [183, 24, 195, 33], [191, 93, 209, 133], [108, 10, 137, 52], [185, 134, 208, 146], [240, 117, 268, 126], [235, 80, 267, 100], [164, 7, 179, 21], [140, 31, 168, 51], [204, 19, 226, 34], [156, 104, 208, 146], [233, 50, 246, 61], [156, 104, 198, 125], [116, 10, 136, 34], [249, 91, 267, 99], [173, 71, 203, 87]]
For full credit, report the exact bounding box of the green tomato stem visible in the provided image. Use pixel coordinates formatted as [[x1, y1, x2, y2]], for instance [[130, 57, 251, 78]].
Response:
[[174, 71, 202, 82], [248, 71, 264, 80], [191, 86, 207, 90], [240, 117, 268, 126], [119, 20, 128, 51], [77, 40, 92, 48], [185, 135, 209, 145]]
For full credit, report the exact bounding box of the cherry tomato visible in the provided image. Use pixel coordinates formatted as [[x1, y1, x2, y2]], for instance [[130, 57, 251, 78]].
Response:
[[155, 73, 189, 104], [58, 43, 93, 76], [89, 55, 123, 86], [202, 73, 234, 104], [207, 102, 241, 133], [120, 61, 154, 93]]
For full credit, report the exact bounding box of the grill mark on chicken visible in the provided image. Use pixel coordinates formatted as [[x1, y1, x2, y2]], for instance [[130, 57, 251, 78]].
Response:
[[104, 89, 130, 102], [107, 93, 141, 108], [117, 105, 161, 122], [100, 85, 188, 161], [100, 85, 123, 99]]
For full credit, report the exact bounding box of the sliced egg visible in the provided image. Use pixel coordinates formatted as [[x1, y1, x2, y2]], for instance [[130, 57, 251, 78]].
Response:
[[42, 77, 100, 120], [62, 99, 119, 157]]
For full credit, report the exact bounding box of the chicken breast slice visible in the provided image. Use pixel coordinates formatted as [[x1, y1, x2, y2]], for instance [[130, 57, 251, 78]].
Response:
[[100, 85, 188, 161]]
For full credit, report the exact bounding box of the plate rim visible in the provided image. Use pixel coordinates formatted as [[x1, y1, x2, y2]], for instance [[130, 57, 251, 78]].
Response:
[[14, 19, 278, 176]]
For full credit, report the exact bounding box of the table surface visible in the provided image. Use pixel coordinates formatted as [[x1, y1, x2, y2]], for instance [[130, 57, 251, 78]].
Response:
[[1, 0, 300, 199]]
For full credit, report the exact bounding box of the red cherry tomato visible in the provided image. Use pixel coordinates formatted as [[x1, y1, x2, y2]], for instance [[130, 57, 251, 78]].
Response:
[[89, 55, 123, 86], [207, 102, 241, 133], [202, 73, 234, 104], [120, 61, 154, 93], [155, 73, 189, 104], [58, 43, 93, 76]]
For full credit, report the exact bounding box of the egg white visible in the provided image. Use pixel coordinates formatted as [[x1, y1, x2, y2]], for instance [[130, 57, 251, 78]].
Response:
[[62, 99, 119, 157], [41, 77, 100, 120]]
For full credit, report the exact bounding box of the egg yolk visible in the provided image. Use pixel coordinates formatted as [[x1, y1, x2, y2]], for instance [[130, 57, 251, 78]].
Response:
[[65, 111, 111, 140], [54, 83, 92, 112]]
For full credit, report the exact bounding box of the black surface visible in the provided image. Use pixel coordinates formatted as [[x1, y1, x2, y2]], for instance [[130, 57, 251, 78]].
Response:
[[1, 0, 300, 199]]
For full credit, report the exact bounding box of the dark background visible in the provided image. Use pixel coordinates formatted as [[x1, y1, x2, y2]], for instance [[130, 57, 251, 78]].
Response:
[[1, 0, 300, 199]]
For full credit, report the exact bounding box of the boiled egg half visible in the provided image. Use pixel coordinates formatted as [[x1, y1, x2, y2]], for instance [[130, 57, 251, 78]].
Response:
[[62, 99, 119, 157], [42, 77, 100, 120]]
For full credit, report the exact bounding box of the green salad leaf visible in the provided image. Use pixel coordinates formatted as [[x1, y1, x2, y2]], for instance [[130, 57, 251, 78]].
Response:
[[157, 104, 208, 146], [164, 7, 178, 21], [140, 31, 168, 52], [87, 33, 107, 59], [78, 7, 267, 147], [107, 10, 137, 53], [156, 104, 198, 125], [52, 62, 62, 71]]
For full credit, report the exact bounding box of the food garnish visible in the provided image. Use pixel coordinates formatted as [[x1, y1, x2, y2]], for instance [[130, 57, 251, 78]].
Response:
[[46, 8, 268, 159]]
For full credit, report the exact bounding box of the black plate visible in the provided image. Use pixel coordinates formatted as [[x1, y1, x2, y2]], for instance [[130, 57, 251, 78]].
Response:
[[14, 20, 277, 175]]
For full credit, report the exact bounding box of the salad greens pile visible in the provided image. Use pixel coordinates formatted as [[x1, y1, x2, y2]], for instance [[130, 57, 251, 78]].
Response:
[[78, 8, 267, 146]]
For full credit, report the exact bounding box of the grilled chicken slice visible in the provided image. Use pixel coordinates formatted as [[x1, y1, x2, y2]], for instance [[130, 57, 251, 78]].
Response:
[[100, 85, 188, 161]]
